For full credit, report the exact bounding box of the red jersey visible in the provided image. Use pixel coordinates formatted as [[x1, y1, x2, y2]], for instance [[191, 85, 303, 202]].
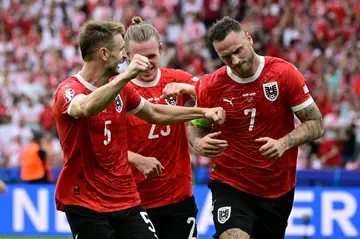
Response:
[[195, 56, 313, 198], [127, 68, 198, 209], [53, 74, 145, 212]]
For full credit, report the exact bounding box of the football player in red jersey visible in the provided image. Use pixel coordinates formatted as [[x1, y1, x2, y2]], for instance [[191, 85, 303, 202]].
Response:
[[124, 16, 200, 239], [163, 17, 324, 239], [53, 20, 225, 239]]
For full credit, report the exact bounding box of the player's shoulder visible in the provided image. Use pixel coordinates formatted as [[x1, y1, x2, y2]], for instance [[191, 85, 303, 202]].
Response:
[[160, 68, 199, 83], [264, 56, 297, 75], [55, 75, 84, 94], [198, 66, 227, 89]]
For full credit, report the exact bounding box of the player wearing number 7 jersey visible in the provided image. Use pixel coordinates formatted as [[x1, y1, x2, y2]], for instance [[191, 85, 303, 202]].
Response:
[[181, 17, 324, 239], [53, 20, 225, 239], [124, 17, 199, 239]]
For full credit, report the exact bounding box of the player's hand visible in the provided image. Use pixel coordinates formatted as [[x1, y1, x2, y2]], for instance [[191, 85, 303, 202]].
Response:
[[256, 137, 286, 160], [204, 107, 226, 125], [124, 54, 150, 80], [160, 83, 195, 99], [135, 156, 164, 179], [0, 180, 6, 194], [194, 132, 228, 158]]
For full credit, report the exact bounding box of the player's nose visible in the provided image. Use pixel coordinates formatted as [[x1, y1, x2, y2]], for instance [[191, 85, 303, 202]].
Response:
[[232, 56, 240, 65]]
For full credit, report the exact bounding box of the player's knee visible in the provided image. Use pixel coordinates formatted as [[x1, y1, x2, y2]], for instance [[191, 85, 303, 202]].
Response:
[[219, 228, 250, 239]]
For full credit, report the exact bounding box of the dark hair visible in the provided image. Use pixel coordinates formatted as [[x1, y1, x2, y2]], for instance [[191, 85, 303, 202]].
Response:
[[79, 20, 125, 61], [124, 16, 161, 54], [208, 16, 243, 44]]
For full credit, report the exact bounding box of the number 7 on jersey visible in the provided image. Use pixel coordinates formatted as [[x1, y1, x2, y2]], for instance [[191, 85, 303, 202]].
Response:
[[244, 108, 256, 131]]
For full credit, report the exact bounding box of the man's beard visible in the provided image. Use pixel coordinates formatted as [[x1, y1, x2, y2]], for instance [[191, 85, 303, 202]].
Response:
[[106, 64, 120, 77]]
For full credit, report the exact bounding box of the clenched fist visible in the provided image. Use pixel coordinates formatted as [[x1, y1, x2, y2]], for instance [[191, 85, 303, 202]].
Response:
[[124, 54, 150, 80], [134, 156, 164, 179], [204, 107, 226, 125], [160, 83, 196, 99]]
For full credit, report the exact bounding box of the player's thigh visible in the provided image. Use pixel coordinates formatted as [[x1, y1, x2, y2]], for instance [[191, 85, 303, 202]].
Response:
[[64, 205, 114, 239], [148, 211, 198, 239], [252, 188, 295, 239], [209, 180, 256, 239], [112, 205, 158, 239]]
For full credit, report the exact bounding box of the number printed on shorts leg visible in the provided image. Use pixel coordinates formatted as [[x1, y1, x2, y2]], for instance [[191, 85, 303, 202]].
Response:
[[140, 212, 159, 239], [187, 217, 198, 239]]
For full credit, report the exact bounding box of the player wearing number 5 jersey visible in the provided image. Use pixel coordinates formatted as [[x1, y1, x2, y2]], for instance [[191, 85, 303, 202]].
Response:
[[184, 17, 324, 239], [124, 17, 199, 239], [53, 20, 225, 239]]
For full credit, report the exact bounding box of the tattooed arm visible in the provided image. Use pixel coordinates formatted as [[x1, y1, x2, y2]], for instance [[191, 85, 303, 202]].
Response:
[[279, 102, 324, 151], [187, 122, 228, 157]]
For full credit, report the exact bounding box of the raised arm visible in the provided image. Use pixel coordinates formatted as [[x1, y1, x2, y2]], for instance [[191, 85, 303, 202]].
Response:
[[69, 54, 149, 118], [279, 102, 324, 151], [134, 101, 225, 126], [160, 83, 196, 99]]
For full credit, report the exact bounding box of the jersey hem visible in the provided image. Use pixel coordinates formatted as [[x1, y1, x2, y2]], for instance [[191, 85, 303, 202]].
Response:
[[67, 94, 85, 119], [56, 198, 141, 213], [127, 97, 146, 115], [210, 175, 296, 199], [291, 97, 314, 112]]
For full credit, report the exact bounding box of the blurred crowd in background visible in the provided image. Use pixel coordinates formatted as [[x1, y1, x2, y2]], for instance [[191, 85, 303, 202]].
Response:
[[1, 0, 360, 184]]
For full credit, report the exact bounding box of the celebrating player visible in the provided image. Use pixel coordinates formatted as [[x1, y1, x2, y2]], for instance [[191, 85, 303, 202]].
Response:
[[53, 20, 225, 239], [124, 16, 199, 239], [164, 16, 324, 239]]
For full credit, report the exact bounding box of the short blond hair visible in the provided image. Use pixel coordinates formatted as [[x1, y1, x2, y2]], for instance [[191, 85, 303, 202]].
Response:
[[124, 16, 161, 54], [79, 20, 125, 61]]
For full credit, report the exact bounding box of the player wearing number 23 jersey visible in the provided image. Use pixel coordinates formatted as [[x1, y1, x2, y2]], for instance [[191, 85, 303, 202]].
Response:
[[127, 68, 198, 238], [124, 17, 199, 239]]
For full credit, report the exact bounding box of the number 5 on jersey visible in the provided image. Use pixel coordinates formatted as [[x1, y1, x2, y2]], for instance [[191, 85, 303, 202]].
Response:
[[104, 120, 111, 145]]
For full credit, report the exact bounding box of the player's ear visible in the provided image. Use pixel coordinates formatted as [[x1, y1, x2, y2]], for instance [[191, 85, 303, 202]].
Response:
[[159, 42, 163, 55], [99, 47, 109, 61], [246, 32, 253, 46]]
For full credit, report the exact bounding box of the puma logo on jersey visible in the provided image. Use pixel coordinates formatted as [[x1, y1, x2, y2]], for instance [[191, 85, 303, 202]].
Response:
[[223, 97, 234, 106]]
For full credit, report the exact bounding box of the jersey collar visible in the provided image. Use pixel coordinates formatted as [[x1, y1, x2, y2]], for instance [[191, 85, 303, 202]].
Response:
[[131, 68, 161, 87], [74, 74, 97, 91], [227, 56, 265, 84]]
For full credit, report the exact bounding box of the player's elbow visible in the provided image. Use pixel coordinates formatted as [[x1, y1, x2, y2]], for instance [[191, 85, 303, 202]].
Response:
[[319, 122, 325, 138], [315, 119, 325, 139], [83, 108, 97, 117]]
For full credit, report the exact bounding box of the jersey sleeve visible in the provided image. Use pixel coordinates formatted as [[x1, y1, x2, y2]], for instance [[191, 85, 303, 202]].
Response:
[[53, 82, 87, 118], [285, 65, 314, 112], [124, 84, 146, 115], [194, 75, 211, 108]]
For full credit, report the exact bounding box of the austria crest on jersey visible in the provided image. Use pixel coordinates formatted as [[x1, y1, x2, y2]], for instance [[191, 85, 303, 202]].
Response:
[[114, 94, 123, 112], [217, 206, 231, 224], [263, 82, 279, 101], [165, 96, 177, 106]]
